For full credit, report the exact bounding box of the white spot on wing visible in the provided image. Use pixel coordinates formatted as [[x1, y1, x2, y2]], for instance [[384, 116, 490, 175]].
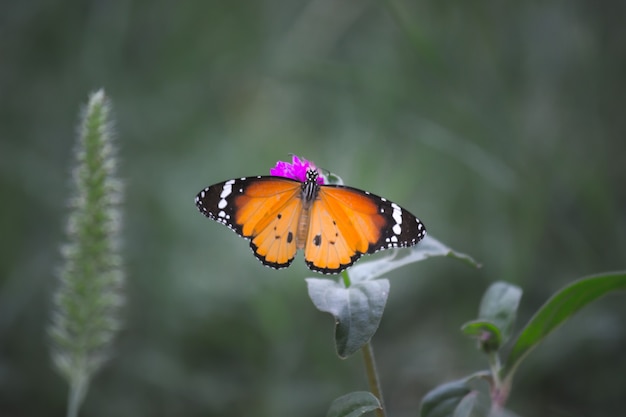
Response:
[[220, 180, 235, 199], [217, 180, 236, 211], [389, 203, 403, 236], [391, 203, 403, 225]]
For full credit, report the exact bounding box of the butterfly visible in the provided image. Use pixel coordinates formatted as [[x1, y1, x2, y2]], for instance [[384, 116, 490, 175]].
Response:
[[195, 164, 426, 274]]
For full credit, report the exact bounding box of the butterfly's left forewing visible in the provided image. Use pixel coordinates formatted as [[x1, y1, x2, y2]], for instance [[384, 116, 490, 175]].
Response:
[[195, 176, 303, 269]]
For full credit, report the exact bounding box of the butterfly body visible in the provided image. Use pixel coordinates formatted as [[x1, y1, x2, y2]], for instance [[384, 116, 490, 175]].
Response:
[[195, 168, 426, 274]]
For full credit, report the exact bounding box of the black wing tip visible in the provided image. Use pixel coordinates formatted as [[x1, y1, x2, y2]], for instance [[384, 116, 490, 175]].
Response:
[[369, 215, 427, 253], [194, 187, 212, 217]]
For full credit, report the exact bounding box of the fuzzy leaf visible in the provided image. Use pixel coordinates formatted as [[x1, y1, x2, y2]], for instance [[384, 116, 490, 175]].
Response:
[[349, 235, 479, 283], [326, 391, 381, 417], [306, 278, 389, 358]]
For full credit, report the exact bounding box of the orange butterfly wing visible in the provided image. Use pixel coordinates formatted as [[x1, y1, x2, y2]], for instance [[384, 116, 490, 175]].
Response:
[[304, 186, 426, 274], [195, 176, 303, 269]]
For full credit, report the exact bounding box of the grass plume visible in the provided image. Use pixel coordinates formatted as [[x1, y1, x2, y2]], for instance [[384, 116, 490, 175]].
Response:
[[49, 89, 124, 417]]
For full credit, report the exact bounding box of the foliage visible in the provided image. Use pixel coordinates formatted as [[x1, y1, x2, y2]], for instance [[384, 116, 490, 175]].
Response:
[[307, 235, 479, 358], [421, 273, 626, 417], [1, 1, 626, 416]]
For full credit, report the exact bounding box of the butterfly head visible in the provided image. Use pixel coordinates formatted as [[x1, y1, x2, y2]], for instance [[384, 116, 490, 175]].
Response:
[[305, 168, 319, 184]]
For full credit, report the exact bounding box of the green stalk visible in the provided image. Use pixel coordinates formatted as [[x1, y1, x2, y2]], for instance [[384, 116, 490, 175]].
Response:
[[487, 351, 512, 411], [341, 270, 352, 288], [361, 342, 386, 417]]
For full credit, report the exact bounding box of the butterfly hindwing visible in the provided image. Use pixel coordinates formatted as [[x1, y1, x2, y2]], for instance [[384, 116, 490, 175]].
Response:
[[195, 176, 303, 269], [304, 185, 426, 274], [304, 196, 362, 273], [247, 193, 302, 269]]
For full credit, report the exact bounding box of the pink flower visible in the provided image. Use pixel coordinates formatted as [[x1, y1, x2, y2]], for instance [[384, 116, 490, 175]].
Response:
[[270, 155, 324, 184]]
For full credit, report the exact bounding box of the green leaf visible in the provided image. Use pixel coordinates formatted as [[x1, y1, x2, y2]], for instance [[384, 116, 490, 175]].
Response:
[[453, 393, 489, 417], [323, 170, 344, 185], [453, 377, 491, 417], [453, 391, 491, 417], [348, 235, 480, 283], [420, 379, 470, 417], [489, 409, 522, 417], [306, 278, 389, 358], [420, 374, 490, 417], [461, 320, 502, 353], [502, 271, 626, 380], [478, 282, 522, 343], [326, 391, 381, 417]]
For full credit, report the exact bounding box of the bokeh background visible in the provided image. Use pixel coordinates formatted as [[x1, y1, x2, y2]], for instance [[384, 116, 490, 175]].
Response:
[[1, 1, 625, 416]]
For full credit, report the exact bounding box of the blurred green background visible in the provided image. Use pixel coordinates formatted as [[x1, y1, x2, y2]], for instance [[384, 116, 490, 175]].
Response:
[[1, 1, 625, 416]]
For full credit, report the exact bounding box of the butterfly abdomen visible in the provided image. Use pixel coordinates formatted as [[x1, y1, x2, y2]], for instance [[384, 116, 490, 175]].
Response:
[[296, 174, 321, 250], [296, 203, 311, 250]]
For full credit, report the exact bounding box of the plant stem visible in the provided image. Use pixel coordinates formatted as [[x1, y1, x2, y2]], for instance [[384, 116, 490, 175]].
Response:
[[361, 342, 386, 417], [67, 373, 88, 417], [341, 270, 351, 288], [487, 351, 502, 388], [487, 351, 511, 410]]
